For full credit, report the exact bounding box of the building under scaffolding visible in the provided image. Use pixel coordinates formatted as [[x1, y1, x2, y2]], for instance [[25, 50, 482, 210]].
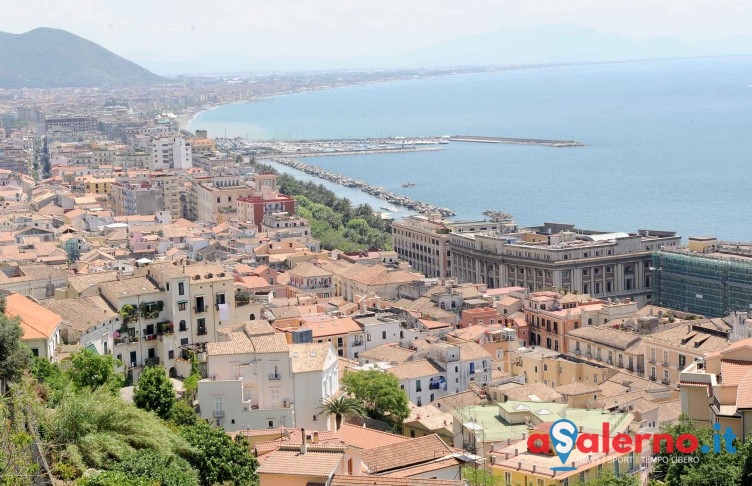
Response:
[[653, 237, 752, 317]]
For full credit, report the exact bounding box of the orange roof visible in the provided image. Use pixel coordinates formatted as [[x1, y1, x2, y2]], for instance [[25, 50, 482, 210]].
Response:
[[418, 318, 451, 330], [335, 423, 409, 450], [721, 337, 752, 354], [737, 368, 752, 409], [236, 276, 273, 289], [5, 293, 62, 340], [720, 359, 752, 386], [301, 316, 362, 338]]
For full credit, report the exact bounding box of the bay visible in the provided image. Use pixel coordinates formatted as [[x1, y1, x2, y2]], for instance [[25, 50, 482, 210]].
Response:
[[191, 57, 752, 240]]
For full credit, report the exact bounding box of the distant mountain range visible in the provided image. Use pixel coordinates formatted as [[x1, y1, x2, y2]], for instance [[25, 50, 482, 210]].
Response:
[[141, 23, 752, 74], [0, 28, 164, 88]]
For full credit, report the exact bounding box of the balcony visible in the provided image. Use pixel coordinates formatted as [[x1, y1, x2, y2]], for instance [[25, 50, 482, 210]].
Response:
[[352, 340, 364, 347], [194, 306, 206, 314], [648, 358, 656, 364], [662, 361, 670, 368], [197, 327, 208, 336], [268, 373, 281, 381], [661, 378, 671, 385], [114, 335, 139, 345], [212, 410, 225, 418]]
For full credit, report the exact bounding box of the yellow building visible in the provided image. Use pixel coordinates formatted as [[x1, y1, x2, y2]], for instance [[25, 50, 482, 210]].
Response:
[[84, 177, 116, 195]]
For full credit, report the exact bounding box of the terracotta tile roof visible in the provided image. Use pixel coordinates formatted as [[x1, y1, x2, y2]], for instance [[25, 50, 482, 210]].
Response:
[[290, 343, 335, 373], [737, 368, 752, 409], [335, 423, 410, 450], [301, 316, 362, 338], [567, 325, 641, 351], [382, 457, 463, 478], [387, 359, 443, 381], [458, 341, 492, 361], [42, 295, 117, 332], [362, 434, 453, 474], [720, 359, 752, 386], [289, 261, 333, 278], [331, 477, 462, 486], [99, 276, 159, 298], [555, 381, 601, 396], [5, 293, 62, 340], [721, 336, 752, 354], [418, 318, 451, 330], [657, 400, 682, 424], [359, 344, 416, 365], [258, 447, 344, 477], [500, 382, 562, 402]]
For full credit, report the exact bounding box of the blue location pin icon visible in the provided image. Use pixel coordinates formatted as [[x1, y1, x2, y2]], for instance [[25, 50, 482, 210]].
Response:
[[550, 419, 578, 467]]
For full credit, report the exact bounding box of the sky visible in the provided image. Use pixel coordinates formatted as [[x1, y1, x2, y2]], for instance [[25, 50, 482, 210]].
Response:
[[1, 0, 751, 73]]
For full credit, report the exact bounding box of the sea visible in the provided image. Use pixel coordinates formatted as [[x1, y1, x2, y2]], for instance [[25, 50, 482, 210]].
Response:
[[190, 57, 752, 241]]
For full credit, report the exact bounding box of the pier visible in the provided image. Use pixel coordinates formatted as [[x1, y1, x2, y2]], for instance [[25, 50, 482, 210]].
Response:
[[267, 157, 456, 218], [449, 135, 584, 147]]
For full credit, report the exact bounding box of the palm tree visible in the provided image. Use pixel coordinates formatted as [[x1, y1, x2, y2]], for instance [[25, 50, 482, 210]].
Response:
[[317, 396, 366, 430]]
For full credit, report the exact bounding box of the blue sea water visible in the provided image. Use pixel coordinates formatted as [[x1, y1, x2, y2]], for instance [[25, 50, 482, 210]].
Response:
[[191, 57, 752, 241]]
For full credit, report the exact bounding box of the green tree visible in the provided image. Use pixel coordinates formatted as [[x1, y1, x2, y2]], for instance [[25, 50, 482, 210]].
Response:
[[41, 388, 193, 476], [341, 369, 410, 429], [0, 383, 39, 485], [0, 307, 31, 392], [76, 471, 153, 486], [180, 420, 258, 486], [169, 400, 199, 427], [67, 349, 123, 393], [574, 470, 638, 486], [133, 365, 175, 420], [110, 449, 198, 486], [317, 395, 366, 430], [652, 414, 740, 486], [461, 464, 501, 486]]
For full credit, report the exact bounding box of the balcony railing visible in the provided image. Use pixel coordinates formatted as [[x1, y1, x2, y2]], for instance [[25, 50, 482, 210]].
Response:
[[352, 340, 364, 347], [114, 335, 139, 345], [197, 328, 208, 336], [268, 373, 281, 381], [662, 361, 670, 367], [194, 306, 206, 314]]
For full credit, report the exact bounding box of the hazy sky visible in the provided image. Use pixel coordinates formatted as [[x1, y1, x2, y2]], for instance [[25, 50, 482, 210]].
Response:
[[1, 0, 750, 71]]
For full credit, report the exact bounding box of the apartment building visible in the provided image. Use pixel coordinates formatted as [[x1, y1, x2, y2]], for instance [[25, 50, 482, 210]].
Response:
[[506, 346, 615, 391], [150, 135, 192, 171], [523, 291, 605, 353], [450, 222, 680, 306], [391, 215, 452, 278], [567, 325, 645, 377], [4, 293, 62, 361], [287, 261, 335, 299], [188, 174, 256, 224], [197, 320, 339, 431], [45, 115, 99, 133], [642, 320, 730, 386]]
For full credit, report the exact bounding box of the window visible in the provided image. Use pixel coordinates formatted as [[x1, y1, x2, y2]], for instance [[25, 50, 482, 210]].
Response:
[[679, 354, 686, 368], [178, 301, 187, 311], [179, 320, 187, 332], [197, 318, 207, 335], [268, 420, 274, 428], [31, 348, 39, 357], [416, 380, 422, 392], [382, 331, 387, 339], [504, 472, 512, 485], [178, 282, 185, 295], [271, 389, 280, 408], [417, 397, 422, 406], [216, 293, 226, 305], [195, 296, 205, 313], [168, 350, 174, 359]]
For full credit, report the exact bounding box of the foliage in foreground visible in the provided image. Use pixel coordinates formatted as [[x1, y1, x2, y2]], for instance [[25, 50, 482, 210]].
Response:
[[133, 365, 176, 420], [0, 301, 31, 388], [341, 369, 410, 429], [180, 420, 259, 486], [40, 388, 193, 476]]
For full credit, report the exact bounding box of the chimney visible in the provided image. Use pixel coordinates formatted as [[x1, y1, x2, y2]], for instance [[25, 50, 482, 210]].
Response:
[[300, 428, 307, 454], [313, 431, 319, 444]]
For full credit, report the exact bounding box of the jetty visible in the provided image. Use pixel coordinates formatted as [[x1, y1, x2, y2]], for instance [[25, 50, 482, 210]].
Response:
[[267, 157, 456, 218], [449, 135, 584, 147]]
